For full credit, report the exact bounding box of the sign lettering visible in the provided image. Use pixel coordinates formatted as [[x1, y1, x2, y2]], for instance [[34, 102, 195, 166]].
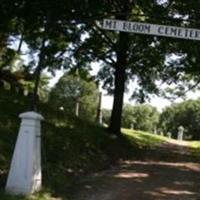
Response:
[[102, 19, 200, 41]]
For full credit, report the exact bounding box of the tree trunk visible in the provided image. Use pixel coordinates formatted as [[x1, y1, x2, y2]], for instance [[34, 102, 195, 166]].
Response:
[[30, 38, 46, 111], [30, 64, 42, 111], [109, 32, 128, 135]]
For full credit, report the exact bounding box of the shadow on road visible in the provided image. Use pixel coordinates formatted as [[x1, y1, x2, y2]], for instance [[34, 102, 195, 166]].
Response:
[[71, 142, 200, 200]]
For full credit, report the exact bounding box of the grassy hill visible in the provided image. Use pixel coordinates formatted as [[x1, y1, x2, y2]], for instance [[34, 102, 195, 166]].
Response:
[[0, 109, 199, 200]]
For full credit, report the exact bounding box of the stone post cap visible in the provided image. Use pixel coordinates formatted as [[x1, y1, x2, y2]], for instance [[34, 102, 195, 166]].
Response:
[[178, 126, 184, 131], [19, 111, 44, 121]]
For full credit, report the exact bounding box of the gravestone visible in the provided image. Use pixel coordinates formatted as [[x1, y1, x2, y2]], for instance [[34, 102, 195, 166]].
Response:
[[167, 132, 172, 138], [160, 132, 164, 136], [130, 123, 134, 130], [6, 112, 43, 195], [177, 126, 184, 141]]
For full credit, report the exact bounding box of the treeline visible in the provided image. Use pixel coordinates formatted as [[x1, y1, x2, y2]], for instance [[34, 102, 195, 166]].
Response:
[[2, 66, 200, 141], [103, 100, 200, 140]]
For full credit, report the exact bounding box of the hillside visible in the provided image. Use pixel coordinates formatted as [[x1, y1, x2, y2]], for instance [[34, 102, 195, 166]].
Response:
[[0, 117, 200, 200]]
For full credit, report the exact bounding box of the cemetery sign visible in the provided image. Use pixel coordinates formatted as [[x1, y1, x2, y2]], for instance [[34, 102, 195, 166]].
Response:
[[102, 19, 200, 41]]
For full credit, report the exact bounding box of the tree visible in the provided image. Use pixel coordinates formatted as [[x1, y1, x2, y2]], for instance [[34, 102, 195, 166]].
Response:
[[49, 70, 99, 121], [159, 99, 200, 140], [69, 0, 200, 136], [67, 0, 192, 135], [133, 104, 159, 132], [0, 0, 93, 110], [121, 104, 135, 129], [102, 108, 111, 126], [122, 104, 159, 132]]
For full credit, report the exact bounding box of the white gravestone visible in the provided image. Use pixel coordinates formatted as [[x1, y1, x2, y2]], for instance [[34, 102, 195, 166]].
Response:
[[6, 112, 44, 195], [177, 126, 184, 141], [130, 123, 134, 130], [167, 132, 172, 138]]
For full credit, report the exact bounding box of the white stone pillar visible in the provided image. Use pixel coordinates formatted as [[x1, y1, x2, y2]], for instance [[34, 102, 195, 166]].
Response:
[[6, 112, 44, 195], [177, 126, 184, 141]]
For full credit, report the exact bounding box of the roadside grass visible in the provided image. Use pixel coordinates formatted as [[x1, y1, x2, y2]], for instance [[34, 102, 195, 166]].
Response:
[[122, 128, 167, 148], [0, 190, 52, 200], [186, 141, 200, 156], [188, 141, 200, 148]]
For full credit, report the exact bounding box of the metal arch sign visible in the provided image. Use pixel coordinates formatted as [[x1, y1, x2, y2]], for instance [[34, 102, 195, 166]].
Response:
[[102, 19, 200, 41]]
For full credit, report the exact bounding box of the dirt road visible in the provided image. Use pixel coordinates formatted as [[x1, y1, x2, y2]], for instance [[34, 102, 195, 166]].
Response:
[[72, 140, 200, 200]]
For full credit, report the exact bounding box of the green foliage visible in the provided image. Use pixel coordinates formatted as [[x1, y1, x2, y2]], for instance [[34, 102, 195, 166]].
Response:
[[159, 99, 200, 140], [122, 104, 159, 132], [67, 0, 200, 133], [121, 104, 135, 129], [102, 108, 111, 125], [2, 0, 200, 134], [49, 71, 98, 121]]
